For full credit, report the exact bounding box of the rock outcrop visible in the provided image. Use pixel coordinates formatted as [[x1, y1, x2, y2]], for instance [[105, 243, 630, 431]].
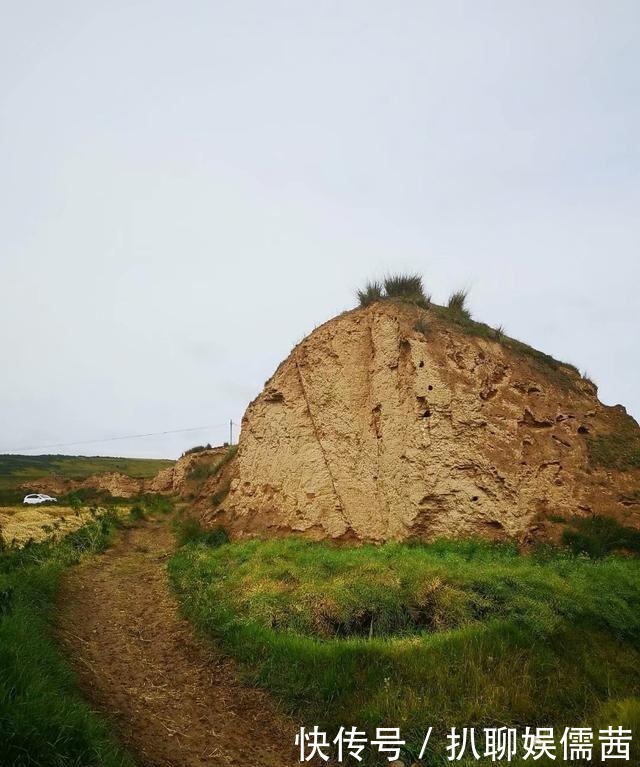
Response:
[[149, 447, 229, 495], [83, 472, 142, 497], [217, 302, 640, 542]]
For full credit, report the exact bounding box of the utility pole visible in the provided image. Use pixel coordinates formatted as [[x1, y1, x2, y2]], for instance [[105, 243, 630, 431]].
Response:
[[229, 419, 233, 445]]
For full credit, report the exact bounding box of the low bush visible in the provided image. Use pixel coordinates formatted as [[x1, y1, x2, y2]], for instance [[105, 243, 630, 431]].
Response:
[[447, 289, 471, 319], [58, 487, 116, 507], [357, 280, 383, 307], [129, 503, 146, 521], [356, 273, 429, 309], [174, 517, 229, 548], [562, 515, 640, 558], [188, 444, 238, 482], [383, 273, 428, 305], [182, 443, 212, 457], [141, 493, 173, 515]]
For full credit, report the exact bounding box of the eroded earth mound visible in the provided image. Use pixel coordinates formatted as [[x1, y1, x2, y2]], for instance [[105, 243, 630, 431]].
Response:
[[215, 301, 640, 542]]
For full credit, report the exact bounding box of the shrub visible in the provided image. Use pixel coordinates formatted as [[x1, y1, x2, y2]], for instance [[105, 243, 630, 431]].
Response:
[[383, 273, 428, 305], [447, 289, 471, 319], [58, 487, 115, 507], [142, 493, 173, 515], [562, 515, 640, 558], [356, 273, 430, 309], [356, 280, 383, 307], [66, 492, 83, 511], [211, 484, 231, 507], [129, 504, 146, 521], [182, 443, 212, 457], [175, 518, 229, 548]]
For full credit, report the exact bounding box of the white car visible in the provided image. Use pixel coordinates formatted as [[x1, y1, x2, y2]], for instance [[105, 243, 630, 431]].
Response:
[[23, 493, 58, 505]]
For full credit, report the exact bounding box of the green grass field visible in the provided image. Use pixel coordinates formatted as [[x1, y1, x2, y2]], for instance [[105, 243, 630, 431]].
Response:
[[169, 535, 640, 764], [0, 454, 174, 487], [0, 510, 134, 767]]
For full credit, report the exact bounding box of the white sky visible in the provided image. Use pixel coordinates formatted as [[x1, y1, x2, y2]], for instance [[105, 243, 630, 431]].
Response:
[[1, 0, 638, 459]]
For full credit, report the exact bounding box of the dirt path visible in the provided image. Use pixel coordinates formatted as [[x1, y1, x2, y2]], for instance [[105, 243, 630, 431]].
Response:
[[58, 518, 299, 767]]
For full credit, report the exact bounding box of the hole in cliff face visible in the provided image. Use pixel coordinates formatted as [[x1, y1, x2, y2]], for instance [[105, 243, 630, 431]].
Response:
[[419, 361, 424, 368], [416, 396, 432, 419], [519, 409, 553, 429], [264, 388, 285, 403], [428, 384, 433, 391], [578, 425, 589, 435], [471, 495, 479, 502], [371, 403, 382, 438]]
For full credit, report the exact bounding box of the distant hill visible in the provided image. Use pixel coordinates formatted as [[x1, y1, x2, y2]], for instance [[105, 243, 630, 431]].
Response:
[[0, 454, 174, 500]]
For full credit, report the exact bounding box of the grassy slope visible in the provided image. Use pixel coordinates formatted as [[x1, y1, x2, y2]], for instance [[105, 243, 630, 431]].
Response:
[[0, 512, 134, 767], [169, 537, 640, 763]]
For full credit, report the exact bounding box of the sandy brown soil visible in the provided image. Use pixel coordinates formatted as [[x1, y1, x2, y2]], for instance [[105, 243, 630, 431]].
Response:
[[58, 518, 299, 767]]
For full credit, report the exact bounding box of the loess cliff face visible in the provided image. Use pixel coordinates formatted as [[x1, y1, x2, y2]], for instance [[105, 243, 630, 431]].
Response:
[[218, 302, 640, 542]]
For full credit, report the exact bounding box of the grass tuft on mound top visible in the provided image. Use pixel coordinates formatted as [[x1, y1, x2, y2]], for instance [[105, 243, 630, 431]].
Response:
[[355, 273, 579, 389], [357, 273, 430, 308]]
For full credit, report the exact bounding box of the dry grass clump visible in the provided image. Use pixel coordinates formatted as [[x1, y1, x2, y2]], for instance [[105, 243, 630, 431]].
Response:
[[447, 288, 471, 319], [356, 280, 383, 307], [356, 273, 429, 308]]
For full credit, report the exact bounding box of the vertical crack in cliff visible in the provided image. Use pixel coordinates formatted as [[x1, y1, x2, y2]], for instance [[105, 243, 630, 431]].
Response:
[[293, 350, 350, 530], [367, 313, 393, 536]]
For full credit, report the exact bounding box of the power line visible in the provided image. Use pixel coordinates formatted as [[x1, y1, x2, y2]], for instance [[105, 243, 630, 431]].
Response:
[[2, 421, 238, 454]]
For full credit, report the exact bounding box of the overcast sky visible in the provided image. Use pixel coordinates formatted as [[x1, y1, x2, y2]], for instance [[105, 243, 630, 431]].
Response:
[[1, 0, 638, 459]]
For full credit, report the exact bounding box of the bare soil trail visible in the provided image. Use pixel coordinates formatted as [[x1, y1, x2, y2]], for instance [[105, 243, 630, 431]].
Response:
[[58, 518, 299, 767]]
